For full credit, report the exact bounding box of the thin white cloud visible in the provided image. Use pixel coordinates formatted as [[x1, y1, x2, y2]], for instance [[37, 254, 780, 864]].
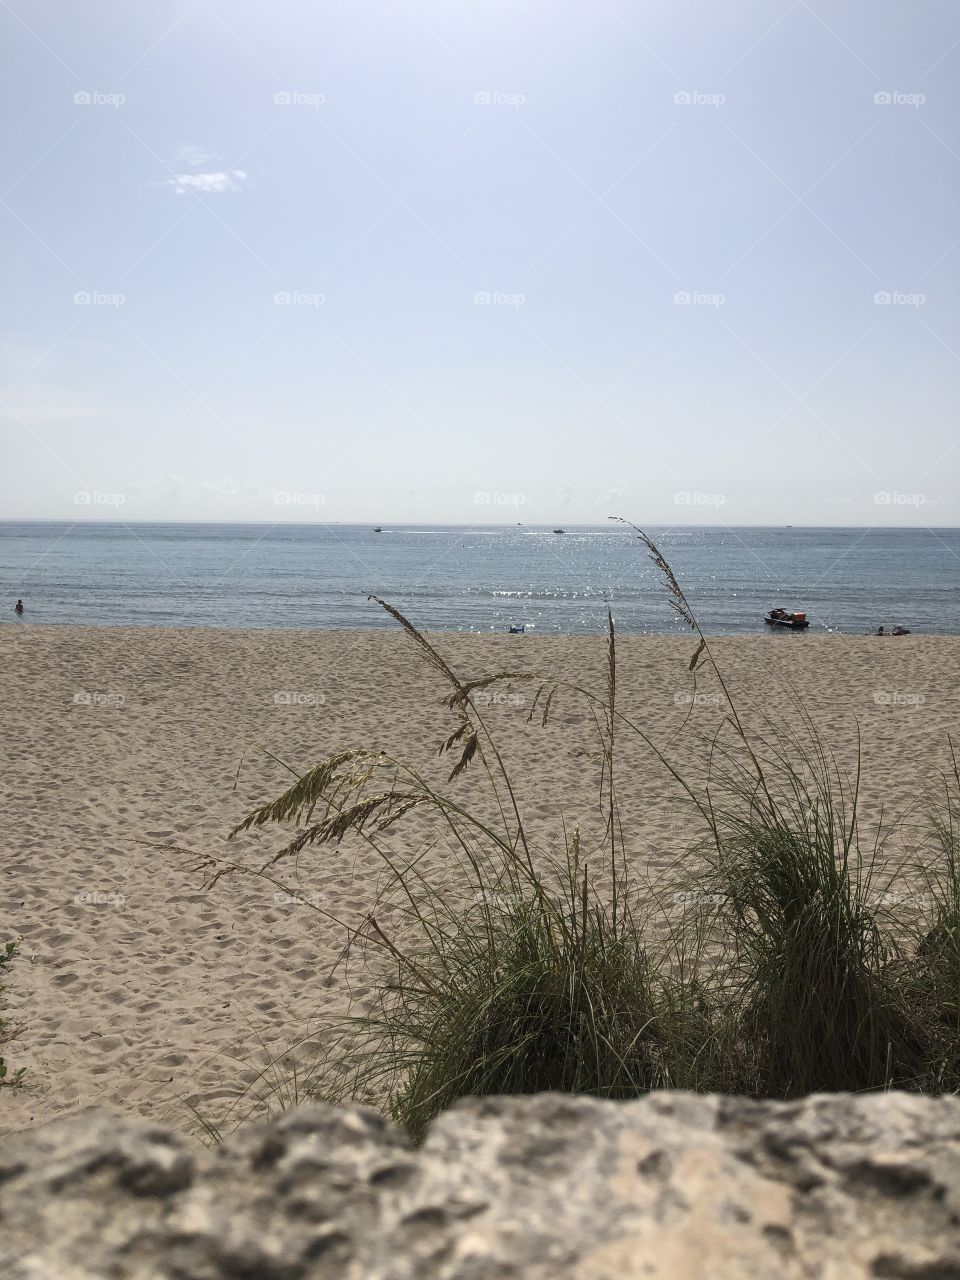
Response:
[[167, 170, 247, 195]]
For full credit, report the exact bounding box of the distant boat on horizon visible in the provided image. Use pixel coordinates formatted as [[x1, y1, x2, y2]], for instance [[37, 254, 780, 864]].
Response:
[[553, 527, 565, 534], [373, 526, 383, 533]]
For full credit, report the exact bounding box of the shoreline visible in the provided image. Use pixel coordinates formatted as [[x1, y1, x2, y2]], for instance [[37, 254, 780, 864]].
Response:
[[1, 620, 950, 638]]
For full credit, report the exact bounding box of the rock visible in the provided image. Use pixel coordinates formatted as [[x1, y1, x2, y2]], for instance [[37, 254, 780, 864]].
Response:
[[3, 1092, 960, 1278]]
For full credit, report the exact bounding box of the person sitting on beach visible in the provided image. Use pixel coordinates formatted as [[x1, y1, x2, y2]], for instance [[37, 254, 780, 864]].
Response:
[[891, 625, 910, 636], [874, 625, 885, 636], [14, 599, 23, 615]]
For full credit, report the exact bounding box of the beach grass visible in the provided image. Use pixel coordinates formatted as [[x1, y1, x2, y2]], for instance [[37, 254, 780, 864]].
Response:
[[193, 523, 960, 1138]]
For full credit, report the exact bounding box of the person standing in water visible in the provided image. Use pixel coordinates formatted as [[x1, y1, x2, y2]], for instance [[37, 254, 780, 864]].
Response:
[[14, 599, 24, 615]]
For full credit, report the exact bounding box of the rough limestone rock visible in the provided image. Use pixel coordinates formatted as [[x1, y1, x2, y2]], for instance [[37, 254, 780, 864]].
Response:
[[3, 1092, 960, 1278]]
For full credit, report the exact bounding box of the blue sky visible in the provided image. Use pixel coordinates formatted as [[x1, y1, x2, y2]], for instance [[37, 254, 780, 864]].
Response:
[[2, 0, 958, 525]]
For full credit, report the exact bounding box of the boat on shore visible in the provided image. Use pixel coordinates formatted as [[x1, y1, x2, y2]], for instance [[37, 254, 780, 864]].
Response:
[[764, 609, 809, 630]]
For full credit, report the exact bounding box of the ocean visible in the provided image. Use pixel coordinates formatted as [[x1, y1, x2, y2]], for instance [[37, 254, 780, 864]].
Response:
[[1, 522, 958, 635]]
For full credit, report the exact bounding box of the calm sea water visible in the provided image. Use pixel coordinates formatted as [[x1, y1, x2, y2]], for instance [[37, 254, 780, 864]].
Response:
[[1, 522, 958, 635]]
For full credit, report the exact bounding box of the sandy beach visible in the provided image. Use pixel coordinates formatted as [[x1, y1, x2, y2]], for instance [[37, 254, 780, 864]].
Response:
[[2, 623, 958, 1137]]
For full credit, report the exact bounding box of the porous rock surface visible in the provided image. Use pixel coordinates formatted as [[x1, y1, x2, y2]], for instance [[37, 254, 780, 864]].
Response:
[[3, 1091, 960, 1278]]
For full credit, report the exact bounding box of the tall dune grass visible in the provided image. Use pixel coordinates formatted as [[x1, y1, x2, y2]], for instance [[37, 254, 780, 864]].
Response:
[[902, 745, 960, 1087], [193, 523, 960, 1137]]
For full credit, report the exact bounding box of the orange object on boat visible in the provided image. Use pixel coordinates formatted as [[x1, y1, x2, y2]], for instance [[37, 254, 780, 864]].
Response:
[[793, 612, 806, 622]]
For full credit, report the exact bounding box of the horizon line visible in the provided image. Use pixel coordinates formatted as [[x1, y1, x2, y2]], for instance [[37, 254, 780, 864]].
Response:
[[1, 519, 959, 532]]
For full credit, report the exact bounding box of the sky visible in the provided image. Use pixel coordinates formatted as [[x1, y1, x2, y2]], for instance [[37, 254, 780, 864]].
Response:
[[1, 0, 958, 526]]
